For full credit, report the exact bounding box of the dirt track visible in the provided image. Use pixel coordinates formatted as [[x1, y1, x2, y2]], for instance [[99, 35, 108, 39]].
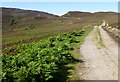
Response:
[[79, 26, 118, 80]]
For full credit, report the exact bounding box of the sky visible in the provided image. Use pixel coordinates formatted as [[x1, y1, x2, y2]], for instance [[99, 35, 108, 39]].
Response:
[[1, 2, 118, 16]]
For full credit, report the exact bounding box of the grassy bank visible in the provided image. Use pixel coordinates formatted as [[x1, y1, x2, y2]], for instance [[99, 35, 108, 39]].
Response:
[[95, 26, 105, 48], [67, 26, 93, 81]]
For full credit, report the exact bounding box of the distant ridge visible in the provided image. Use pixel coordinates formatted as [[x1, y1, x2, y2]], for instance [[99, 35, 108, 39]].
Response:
[[1, 7, 118, 18], [62, 11, 118, 18], [2, 7, 118, 30], [1, 7, 59, 20]]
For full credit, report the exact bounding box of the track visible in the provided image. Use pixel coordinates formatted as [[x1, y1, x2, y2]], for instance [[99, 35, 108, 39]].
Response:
[[79, 26, 118, 80]]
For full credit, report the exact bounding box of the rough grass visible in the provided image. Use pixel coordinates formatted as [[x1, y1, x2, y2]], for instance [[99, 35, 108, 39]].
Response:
[[95, 27, 105, 48], [3, 14, 111, 46], [3, 18, 92, 45]]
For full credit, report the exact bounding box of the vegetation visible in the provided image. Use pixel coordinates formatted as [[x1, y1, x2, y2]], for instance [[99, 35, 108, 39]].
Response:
[[25, 24, 35, 30], [3, 8, 118, 46], [8, 16, 17, 30], [2, 7, 118, 81], [2, 29, 86, 82], [95, 27, 105, 48]]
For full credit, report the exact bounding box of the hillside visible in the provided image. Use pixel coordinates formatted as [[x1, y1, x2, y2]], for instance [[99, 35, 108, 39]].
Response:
[[2, 7, 58, 30], [63, 11, 92, 18], [63, 11, 118, 28], [2, 7, 58, 20], [1, 7, 118, 47]]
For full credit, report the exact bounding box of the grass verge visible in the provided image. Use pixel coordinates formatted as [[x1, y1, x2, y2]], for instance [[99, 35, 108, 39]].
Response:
[[67, 26, 93, 81], [95, 27, 105, 48]]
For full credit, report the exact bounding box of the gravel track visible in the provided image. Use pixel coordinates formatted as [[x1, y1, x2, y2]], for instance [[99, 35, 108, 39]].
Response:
[[79, 26, 118, 80]]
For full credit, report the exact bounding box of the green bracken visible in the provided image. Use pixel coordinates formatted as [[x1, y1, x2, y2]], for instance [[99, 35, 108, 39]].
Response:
[[2, 29, 85, 82]]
